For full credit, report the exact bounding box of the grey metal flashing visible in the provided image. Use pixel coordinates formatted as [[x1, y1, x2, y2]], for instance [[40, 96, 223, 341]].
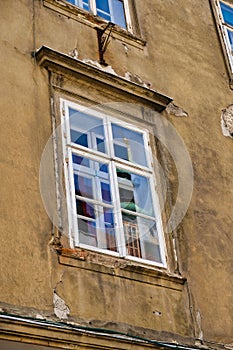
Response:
[[35, 46, 173, 112]]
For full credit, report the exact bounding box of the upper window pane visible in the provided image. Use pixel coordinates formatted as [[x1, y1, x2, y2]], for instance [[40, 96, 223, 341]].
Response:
[[117, 169, 154, 217], [69, 108, 106, 153], [112, 123, 148, 167]]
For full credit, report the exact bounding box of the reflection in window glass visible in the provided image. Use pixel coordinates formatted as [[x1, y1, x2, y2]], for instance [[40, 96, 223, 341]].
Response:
[[117, 169, 154, 217], [122, 214, 162, 263], [69, 108, 106, 153], [112, 0, 126, 28], [220, 2, 233, 26], [112, 123, 147, 166], [74, 174, 93, 198]]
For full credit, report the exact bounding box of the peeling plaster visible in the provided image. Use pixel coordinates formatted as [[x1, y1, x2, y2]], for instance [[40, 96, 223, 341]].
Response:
[[195, 311, 203, 342], [82, 58, 117, 75], [124, 71, 152, 88], [53, 291, 70, 320], [166, 103, 188, 117], [221, 104, 233, 138]]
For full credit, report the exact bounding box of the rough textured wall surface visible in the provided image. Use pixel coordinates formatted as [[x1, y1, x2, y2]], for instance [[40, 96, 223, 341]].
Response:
[[0, 0, 232, 347]]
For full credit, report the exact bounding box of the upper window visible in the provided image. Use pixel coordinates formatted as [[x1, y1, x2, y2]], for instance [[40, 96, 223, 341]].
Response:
[[66, 0, 131, 30], [216, 1, 233, 72], [61, 100, 167, 267]]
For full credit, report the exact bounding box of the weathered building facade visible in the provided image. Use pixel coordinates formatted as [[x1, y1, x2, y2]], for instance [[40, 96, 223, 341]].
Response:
[[0, 1, 232, 349]]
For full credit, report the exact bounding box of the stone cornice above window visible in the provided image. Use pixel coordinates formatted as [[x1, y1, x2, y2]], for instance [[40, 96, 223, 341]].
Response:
[[35, 46, 173, 112]]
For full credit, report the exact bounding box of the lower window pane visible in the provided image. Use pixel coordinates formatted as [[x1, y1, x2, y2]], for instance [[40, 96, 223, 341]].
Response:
[[123, 213, 162, 263], [78, 206, 117, 252], [78, 218, 97, 247]]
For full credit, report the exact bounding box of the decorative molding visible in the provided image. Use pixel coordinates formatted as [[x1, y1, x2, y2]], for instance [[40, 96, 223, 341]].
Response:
[[35, 46, 173, 112]]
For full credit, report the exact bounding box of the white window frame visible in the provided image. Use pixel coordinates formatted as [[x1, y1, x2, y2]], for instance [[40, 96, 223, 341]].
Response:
[[215, 0, 233, 73], [61, 99, 167, 268], [67, 0, 133, 32]]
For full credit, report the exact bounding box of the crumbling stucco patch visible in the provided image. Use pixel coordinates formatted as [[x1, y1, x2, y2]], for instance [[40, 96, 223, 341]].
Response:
[[196, 310, 203, 342], [166, 103, 188, 117], [53, 291, 70, 320], [82, 58, 117, 75], [221, 104, 233, 138], [124, 72, 152, 88]]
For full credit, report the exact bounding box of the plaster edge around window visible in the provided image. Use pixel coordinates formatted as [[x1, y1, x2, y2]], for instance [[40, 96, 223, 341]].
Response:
[[210, 0, 233, 87], [34, 45, 173, 111], [43, 0, 146, 49]]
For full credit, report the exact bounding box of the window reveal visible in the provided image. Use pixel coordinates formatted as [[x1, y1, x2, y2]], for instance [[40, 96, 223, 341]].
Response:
[[62, 100, 166, 266]]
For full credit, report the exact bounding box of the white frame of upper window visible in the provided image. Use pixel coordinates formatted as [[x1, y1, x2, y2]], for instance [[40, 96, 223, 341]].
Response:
[[60, 98, 167, 268], [214, 0, 233, 74], [67, 0, 133, 33]]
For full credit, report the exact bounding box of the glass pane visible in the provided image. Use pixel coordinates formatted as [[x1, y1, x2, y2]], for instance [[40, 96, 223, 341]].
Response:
[[72, 154, 90, 168], [82, 0, 90, 11], [101, 181, 112, 203], [78, 218, 97, 247], [227, 29, 233, 51], [96, 0, 110, 13], [69, 108, 106, 153], [220, 2, 233, 26], [112, 123, 147, 167], [76, 199, 95, 218], [112, 0, 126, 28], [78, 207, 117, 252], [117, 169, 154, 217], [74, 174, 93, 198], [122, 213, 162, 263], [73, 154, 111, 202]]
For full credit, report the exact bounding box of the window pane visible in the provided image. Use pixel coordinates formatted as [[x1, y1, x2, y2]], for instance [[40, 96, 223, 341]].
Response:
[[117, 169, 155, 217], [112, 0, 126, 28], [220, 2, 233, 26], [72, 154, 90, 168], [96, 0, 111, 21], [73, 154, 111, 202], [227, 29, 233, 51], [76, 199, 95, 218], [74, 174, 93, 198], [78, 218, 97, 247], [96, 0, 110, 13], [123, 213, 162, 263], [101, 181, 112, 203], [112, 123, 148, 167], [69, 108, 106, 153], [66, 0, 90, 11], [78, 207, 117, 252]]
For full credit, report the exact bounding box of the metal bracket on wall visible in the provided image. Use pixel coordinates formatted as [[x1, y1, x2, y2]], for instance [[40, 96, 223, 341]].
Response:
[[96, 22, 115, 66]]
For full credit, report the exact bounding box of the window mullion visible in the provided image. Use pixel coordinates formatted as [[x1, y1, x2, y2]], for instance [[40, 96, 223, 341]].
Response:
[[90, 0, 96, 15], [123, 0, 133, 32], [110, 161, 126, 257]]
